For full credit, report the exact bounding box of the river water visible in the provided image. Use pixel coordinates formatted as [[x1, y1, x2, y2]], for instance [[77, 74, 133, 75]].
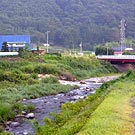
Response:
[[6, 75, 119, 135]]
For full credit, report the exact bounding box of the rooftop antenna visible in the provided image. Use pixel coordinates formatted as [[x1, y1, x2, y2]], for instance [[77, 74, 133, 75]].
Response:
[[120, 18, 126, 52]]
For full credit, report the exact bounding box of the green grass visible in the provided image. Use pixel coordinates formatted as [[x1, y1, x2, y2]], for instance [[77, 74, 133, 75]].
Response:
[[0, 54, 118, 81], [77, 81, 135, 135]]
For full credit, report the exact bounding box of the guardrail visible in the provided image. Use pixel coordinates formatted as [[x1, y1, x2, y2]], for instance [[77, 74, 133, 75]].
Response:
[[96, 55, 135, 60]]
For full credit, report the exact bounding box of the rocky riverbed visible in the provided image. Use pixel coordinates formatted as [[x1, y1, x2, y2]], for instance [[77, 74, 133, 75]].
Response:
[[6, 75, 120, 135]]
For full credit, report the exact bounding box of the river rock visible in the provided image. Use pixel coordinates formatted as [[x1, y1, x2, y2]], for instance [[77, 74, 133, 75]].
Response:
[[6, 121, 12, 125], [10, 122, 20, 127], [22, 111, 27, 115], [25, 113, 35, 119], [16, 114, 25, 118], [71, 95, 83, 100], [80, 81, 86, 84], [23, 130, 29, 135]]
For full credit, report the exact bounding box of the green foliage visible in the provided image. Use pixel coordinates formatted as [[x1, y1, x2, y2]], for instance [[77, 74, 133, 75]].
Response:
[[123, 51, 135, 55], [77, 79, 135, 135], [18, 48, 24, 57], [1, 42, 9, 52], [0, 103, 15, 124], [41, 76, 59, 84], [25, 43, 30, 51], [0, 131, 11, 135], [0, 1, 135, 48], [19, 51, 35, 60], [0, 70, 29, 83], [95, 46, 114, 55], [34, 64, 59, 74]]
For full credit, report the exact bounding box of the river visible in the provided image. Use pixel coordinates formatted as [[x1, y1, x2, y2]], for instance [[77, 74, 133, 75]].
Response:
[[6, 75, 119, 135]]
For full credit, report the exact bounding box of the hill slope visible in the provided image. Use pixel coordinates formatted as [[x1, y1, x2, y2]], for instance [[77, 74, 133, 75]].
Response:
[[0, 0, 135, 49]]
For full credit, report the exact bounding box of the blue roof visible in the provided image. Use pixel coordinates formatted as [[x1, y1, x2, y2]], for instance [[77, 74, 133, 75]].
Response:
[[0, 35, 31, 49]]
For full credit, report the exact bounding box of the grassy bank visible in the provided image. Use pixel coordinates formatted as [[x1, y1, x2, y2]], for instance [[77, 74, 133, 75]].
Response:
[[35, 71, 135, 135], [77, 79, 135, 135], [0, 54, 117, 82]]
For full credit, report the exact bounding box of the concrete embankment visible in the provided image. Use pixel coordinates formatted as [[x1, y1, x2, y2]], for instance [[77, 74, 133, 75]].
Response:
[[113, 64, 135, 72]]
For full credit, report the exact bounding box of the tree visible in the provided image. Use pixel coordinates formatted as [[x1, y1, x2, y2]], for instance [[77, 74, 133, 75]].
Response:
[[1, 42, 9, 52], [95, 46, 114, 55], [25, 43, 30, 51]]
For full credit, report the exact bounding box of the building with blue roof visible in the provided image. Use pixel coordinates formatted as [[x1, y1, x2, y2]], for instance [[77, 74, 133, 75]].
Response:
[[0, 35, 32, 51]]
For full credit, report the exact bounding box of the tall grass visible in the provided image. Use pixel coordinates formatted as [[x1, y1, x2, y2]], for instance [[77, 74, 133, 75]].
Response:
[[0, 55, 117, 83], [0, 79, 77, 131]]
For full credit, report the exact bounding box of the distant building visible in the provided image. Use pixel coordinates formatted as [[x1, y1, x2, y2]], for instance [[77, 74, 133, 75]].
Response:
[[0, 35, 32, 51], [114, 51, 123, 55], [31, 48, 46, 55], [113, 47, 135, 55], [124, 48, 134, 52]]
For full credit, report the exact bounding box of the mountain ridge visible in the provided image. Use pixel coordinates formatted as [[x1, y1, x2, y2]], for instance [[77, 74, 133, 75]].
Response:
[[0, 0, 135, 49]]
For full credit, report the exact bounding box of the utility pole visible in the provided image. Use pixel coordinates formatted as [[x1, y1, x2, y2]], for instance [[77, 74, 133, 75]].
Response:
[[120, 19, 126, 52], [46, 31, 50, 53], [79, 42, 83, 53], [106, 42, 108, 55]]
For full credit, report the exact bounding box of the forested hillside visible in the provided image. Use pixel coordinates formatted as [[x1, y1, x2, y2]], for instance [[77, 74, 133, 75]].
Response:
[[0, 0, 135, 49]]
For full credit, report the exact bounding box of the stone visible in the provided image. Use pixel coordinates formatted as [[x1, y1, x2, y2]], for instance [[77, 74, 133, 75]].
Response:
[[71, 95, 81, 100], [6, 121, 12, 125], [80, 81, 86, 84], [23, 131, 28, 135], [5, 126, 10, 131], [10, 122, 20, 127], [22, 111, 27, 115], [25, 113, 35, 119], [16, 114, 25, 118]]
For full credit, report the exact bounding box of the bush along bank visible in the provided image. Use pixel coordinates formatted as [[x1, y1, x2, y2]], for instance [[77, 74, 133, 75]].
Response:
[[33, 71, 131, 135], [0, 55, 118, 83]]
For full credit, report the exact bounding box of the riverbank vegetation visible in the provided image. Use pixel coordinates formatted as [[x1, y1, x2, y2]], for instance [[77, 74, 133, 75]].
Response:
[[0, 54, 117, 132], [35, 71, 135, 135]]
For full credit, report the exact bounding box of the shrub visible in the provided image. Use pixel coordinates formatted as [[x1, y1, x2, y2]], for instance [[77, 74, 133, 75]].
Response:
[[28, 78, 39, 85], [30, 73, 38, 79], [41, 76, 59, 84], [21, 64, 34, 73], [34, 64, 59, 74], [0, 103, 15, 124]]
